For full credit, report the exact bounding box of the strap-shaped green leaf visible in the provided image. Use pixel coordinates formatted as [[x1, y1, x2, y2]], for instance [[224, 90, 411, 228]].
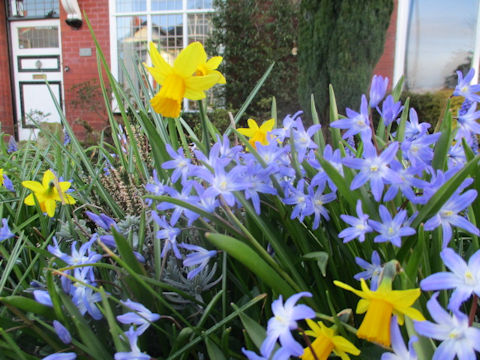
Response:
[[206, 233, 295, 297]]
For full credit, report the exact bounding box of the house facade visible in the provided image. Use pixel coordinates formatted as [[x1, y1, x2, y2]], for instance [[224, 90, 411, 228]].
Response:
[[0, 0, 479, 140]]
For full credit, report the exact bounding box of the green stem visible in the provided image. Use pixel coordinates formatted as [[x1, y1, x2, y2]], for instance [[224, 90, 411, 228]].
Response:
[[469, 294, 478, 326], [198, 100, 210, 153], [175, 118, 192, 159], [167, 117, 180, 150]]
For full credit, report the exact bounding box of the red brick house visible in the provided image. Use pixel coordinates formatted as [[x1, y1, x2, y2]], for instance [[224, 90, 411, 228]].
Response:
[[0, 0, 479, 140]]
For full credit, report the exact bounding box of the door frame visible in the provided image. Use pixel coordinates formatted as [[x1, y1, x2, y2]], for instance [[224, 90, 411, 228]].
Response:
[[9, 18, 64, 140]]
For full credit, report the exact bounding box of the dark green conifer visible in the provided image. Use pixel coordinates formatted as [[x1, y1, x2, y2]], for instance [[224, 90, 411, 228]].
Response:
[[298, 0, 393, 122]]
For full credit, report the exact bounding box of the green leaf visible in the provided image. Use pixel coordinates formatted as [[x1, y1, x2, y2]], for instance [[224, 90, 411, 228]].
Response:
[[112, 228, 145, 276], [205, 338, 226, 360], [311, 94, 326, 152], [206, 233, 295, 297], [99, 288, 128, 352], [412, 154, 479, 228], [399, 154, 480, 261], [432, 100, 452, 170], [271, 96, 277, 125], [395, 98, 409, 144], [167, 294, 266, 359], [58, 291, 111, 359], [196, 290, 224, 329], [235, 306, 266, 349], [303, 252, 329, 276], [316, 154, 358, 207], [329, 85, 342, 148], [0, 328, 28, 360], [391, 76, 405, 102], [0, 296, 53, 318], [404, 224, 425, 281]]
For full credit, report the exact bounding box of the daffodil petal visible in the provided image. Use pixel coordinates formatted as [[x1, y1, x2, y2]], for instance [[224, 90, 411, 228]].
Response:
[[216, 71, 226, 84], [397, 306, 425, 322], [356, 298, 369, 314], [184, 73, 220, 99], [45, 199, 56, 217], [24, 193, 36, 206], [22, 181, 44, 193], [206, 56, 223, 70], [174, 42, 206, 78], [260, 118, 275, 132], [247, 118, 259, 131], [150, 92, 182, 118], [237, 128, 257, 137], [389, 288, 421, 308], [333, 280, 365, 298], [58, 182, 71, 192], [42, 170, 56, 188], [332, 336, 361, 355], [305, 319, 322, 335], [147, 42, 173, 83], [63, 194, 76, 205]]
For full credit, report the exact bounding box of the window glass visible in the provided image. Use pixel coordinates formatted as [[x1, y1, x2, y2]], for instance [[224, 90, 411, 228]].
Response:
[[10, 0, 59, 17], [152, 0, 182, 11], [187, 13, 212, 44], [117, 16, 148, 88], [406, 0, 479, 91], [152, 14, 183, 63], [116, 0, 146, 13], [187, 0, 213, 10], [18, 26, 59, 48]]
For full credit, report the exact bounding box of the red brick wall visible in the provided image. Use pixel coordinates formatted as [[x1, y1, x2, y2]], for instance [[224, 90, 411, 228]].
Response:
[[373, 0, 398, 90], [0, 2, 14, 136], [60, 0, 110, 140]]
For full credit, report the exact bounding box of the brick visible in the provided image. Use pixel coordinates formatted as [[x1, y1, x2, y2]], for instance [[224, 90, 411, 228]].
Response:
[[0, 2, 14, 136], [61, 0, 111, 139], [373, 0, 398, 90]]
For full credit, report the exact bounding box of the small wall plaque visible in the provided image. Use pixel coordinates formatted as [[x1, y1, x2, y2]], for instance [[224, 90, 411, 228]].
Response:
[[79, 48, 92, 57]]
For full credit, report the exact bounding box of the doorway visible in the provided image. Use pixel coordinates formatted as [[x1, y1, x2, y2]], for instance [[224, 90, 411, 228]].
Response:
[[10, 19, 63, 140]]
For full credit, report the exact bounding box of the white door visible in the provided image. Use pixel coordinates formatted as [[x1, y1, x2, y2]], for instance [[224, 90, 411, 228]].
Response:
[[10, 19, 63, 140]]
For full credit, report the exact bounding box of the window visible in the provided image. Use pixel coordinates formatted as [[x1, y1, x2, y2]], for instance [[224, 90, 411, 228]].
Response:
[[405, 0, 480, 91], [110, 0, 214, 110], [9, 0, 59, 18]]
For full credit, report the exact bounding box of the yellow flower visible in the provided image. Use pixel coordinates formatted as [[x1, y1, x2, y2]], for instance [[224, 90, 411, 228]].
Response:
[[145, 42, 224, 118], [22, 170, 76, 217], [196, 56, 226, 84], [334, 279, 424, 347], [237, 118, 275, 149], [301, 319, 360, 360]]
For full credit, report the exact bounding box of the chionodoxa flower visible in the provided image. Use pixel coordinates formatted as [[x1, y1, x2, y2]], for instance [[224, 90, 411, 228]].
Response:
[[22, 169, 75, 217], [145, 41, 225, 118]]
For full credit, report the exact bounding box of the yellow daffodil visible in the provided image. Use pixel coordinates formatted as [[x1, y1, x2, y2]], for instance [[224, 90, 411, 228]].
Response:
[[301, 319, 360, 360], [22, 170, 75, 217], [334, 278, 424, 347], [196, 56, 226, 84], [237, 118, 275, 149], [145, 42, 224, 118]]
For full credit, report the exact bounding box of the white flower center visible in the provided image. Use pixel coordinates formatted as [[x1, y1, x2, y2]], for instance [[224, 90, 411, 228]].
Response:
[[465, 270, 476, 286], [219, 180, 228, 191]]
